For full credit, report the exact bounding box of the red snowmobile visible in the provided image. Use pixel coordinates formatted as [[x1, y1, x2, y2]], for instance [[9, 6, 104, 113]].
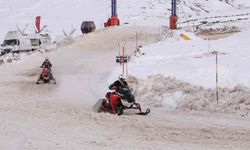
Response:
[[36, 67, 56, 84], [94, 86, 150, 115]]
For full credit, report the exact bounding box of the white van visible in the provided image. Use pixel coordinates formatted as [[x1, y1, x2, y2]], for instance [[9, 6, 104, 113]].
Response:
[[1, 31, 40, 54]]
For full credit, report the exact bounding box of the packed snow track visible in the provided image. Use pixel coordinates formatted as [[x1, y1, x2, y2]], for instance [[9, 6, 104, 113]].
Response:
[[0, 27, 250, 150]]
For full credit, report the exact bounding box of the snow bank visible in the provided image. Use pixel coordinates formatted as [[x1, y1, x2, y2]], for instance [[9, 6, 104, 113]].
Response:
[[127, 74, 250, 117]]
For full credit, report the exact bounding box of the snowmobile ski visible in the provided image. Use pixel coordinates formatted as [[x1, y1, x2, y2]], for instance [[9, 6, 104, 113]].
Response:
[[136, 108, 150, 115]]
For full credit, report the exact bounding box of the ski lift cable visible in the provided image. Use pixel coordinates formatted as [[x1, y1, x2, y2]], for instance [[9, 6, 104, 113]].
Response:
[[178, 0, 190, 31]]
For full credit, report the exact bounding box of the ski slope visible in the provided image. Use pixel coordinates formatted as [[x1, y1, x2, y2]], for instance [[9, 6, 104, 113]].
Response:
[[1, 26, 250, 150]]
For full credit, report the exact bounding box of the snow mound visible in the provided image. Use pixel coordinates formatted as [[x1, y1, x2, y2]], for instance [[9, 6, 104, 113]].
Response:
[[0, 48, 57, 65], [127, 74, 250, 117]]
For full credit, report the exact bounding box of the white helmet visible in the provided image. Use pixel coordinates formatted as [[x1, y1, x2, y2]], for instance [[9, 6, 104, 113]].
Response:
[[118, 74, 125, 80], [45, 56, 49, 61]]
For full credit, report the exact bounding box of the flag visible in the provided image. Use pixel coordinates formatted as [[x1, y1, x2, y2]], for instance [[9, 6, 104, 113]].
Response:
[[36, 16, 41, 33]]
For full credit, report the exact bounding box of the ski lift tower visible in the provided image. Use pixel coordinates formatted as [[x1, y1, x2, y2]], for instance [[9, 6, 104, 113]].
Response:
[[104, 0, 120, 27], [170, 0, 178, 29]]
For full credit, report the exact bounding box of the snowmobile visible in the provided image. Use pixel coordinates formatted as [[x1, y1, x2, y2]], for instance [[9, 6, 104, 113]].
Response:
[[36, 67, 56, 84], [95, 86, 150, 116]]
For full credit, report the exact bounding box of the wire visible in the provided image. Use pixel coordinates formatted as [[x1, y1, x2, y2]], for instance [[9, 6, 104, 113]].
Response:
[[178, 0, 190, 31]]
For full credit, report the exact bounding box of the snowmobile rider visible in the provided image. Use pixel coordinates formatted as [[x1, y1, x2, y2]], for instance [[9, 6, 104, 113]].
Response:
[[41, 57, 52, 69], [108, 74, 136, 103], [36, 57, 56, 84]]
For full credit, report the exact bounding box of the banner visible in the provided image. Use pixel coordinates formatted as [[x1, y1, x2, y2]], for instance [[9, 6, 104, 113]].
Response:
[[36, 16, 41, 33]]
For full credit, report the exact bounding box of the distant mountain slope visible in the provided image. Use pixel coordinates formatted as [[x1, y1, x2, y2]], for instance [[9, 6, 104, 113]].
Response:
[[0, 0, 249, 42]]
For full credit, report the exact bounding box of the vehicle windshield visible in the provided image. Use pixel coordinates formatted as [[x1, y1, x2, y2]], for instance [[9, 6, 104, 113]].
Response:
[[3, 39, 18, 46]]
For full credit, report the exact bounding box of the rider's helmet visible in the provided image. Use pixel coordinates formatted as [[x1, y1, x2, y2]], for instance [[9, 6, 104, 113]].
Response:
[[45, 56, 49, 62], [118, 74, 125, 82]]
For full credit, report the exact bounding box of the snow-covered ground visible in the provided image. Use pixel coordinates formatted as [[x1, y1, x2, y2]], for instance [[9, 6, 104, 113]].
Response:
[[1, 0, 250, 150]]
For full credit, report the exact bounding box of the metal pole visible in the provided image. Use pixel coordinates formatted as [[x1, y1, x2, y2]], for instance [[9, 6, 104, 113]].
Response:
[[172, 0, 176, 16], [126, 60, 128, 77], [135, 32, 138, 55], [111, 0, 117, 16], [122, 46, 124, 75], [125, 46, 128, 77], [174, 0, 176, 16], [118, 51, 121, 65], [215, 51, 219, 103]]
